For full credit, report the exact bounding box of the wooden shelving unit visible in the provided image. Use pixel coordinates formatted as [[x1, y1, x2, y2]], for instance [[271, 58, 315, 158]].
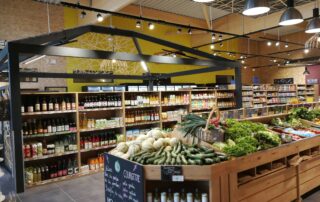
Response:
[[242, 84, 319, 108]]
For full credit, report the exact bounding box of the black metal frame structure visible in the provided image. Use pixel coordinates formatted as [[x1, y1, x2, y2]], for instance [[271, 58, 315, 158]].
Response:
[[0, 24, 241, 193]]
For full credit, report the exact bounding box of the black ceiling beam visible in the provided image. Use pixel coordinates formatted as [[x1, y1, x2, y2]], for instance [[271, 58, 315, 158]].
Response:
[[10, 42, 229, 67], [19, 72, 149, 80], [60, 1, 244, 38], [213, 49, 289, 60], [259, 37, 305, 46], [192, 36, 240, 49], [268, 48, 305, 55], [159, 66, 230, 79], [90, 26, 238, 67], [12, 25, 91, 45]]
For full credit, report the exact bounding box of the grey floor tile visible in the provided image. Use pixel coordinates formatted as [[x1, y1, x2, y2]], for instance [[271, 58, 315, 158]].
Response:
[[19, 183, 59, 198], [19, 188, 73, 202]]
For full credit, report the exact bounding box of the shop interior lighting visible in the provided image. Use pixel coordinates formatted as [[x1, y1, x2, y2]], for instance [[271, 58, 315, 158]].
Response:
[[306, 8, 320, 33], [148, 22, 155, 30], [267, 41, 272, 46], [112, 59, 117, 63], [303, 66, 310, 75], [275, 41, 280, 46], [220, 43, 223, 47], [212, 33, 216, 40], [177, 28, 182, 34], [279, 0, 304, 26], [242, 0, 270, 16], [241, 60, 245, 64], [304, 48, 310, 54], [172, 53, 177, 58], [80, 10, 86, 19], [140, 61, 149, 72], [188, 28, 192, 35], [285, 43, 289, 48], [23, 55, 46, 65], [136, 20, 141, 29], [97, 13, 103, 22], [210, 44, 215, 50], [218, 34, 222, 41]]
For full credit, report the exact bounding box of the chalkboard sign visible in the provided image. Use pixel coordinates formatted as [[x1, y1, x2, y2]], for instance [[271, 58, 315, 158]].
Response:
[[104, 154, 144, 202], [274, 78, 294, 84], [161, 166, 183, 182]]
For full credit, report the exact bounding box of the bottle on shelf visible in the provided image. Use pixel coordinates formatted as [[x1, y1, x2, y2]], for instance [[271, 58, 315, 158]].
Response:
[[35, 97, 41, 112]]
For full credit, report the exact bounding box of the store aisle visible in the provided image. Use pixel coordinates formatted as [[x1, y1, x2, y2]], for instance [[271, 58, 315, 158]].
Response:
[[17, 172, 320, 202]]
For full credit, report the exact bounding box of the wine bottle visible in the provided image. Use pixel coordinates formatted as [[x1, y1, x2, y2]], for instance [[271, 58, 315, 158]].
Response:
[[42, 97, 47, 111], [35, 97, 41, 112]]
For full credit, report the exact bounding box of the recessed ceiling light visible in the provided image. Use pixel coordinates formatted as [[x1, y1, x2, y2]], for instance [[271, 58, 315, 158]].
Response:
[[279, 0, 304, 26], [242, 0, 270, 16], [97, 13, 103, 22]]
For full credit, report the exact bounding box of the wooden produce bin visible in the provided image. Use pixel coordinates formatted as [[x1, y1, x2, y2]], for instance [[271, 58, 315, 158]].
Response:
[[210, 135, 320, 202]]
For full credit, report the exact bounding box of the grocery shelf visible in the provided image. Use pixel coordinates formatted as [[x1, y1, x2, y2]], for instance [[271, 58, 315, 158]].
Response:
[[78, 107, 123, 112], [24, 151, 78, 162], [161, 119, 178, 123], [80, 145, 116, 153], [126, 121, 160, 127], [22, 110, 76, 116], [23, 131, 76, 139], [125, 105, 160, 109], [79, 126, 124, 133], [161, 103, 189, 107]]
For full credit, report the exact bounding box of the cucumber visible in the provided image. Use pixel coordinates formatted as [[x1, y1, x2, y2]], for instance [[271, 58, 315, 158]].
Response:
[[213, 157, 221, 163], [146, 155, 162, 164], [188, 159, 196, 165], [172, 144, 178, 153], [165, 151, 172, 165], [132, 151, 148, 159], [171, 157, 176, 165], [203, 153, 216, 158], [171, 152, 178, 158], [204, 158, 214, 164], [181, 155, 188, 165], [155, 146, 165, 157], [157, 156, 166, 165], [218, 156, 228, 161], [194, 159, 202, 165], [175, 142, 182, 154], [187, 153, 205, 159], [176, 155, 182, 165], [215, 152, 227, 157]]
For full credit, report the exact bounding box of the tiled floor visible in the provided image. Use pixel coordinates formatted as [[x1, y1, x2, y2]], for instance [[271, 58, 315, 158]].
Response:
[[4, 172, 318, 202]]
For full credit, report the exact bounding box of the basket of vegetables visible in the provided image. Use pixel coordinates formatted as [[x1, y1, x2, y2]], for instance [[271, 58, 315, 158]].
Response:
[[179, 106, 224, 144]]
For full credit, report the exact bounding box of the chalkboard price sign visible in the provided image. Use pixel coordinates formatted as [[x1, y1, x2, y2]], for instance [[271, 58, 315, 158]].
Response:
[[104, 154, 144, 202]]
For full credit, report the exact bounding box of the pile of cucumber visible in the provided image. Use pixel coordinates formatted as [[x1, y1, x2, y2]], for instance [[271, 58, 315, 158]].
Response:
[[129, 141, 229, 165]]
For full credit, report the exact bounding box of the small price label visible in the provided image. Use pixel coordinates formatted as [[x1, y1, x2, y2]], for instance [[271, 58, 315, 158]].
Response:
[[161, 166, 183, 181], [172, 175, 184, 182]]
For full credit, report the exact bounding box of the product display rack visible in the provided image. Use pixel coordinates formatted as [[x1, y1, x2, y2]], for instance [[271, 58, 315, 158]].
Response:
[[242, 84, 319, 108]]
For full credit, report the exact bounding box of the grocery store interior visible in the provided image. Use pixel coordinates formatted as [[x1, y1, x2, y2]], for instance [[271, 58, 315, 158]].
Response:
[[1, 0, 320, 201]]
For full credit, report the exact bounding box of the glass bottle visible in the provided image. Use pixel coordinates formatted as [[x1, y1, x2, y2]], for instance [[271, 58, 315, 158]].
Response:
[[35, 97, 41, 112], [194, 189, 200, 202], [61, 98, 66, 111], [42, 97, 47, 111], [71, 97, 76, 110], [48, 97, 54, 111], [154, 188, 160, 202]]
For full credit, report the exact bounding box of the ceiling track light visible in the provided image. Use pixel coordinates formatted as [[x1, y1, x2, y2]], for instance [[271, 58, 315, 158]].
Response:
[[267, 41, 272, 46], [80, 10, 86, 19], [303, 67, 310, 75], [97, 13, 103, 22], [210, 44, 215, 50], [177, 28, 182, 34], [148, 22, 155, 30], [279, 0, 304, 26], [218, 34, 222, 41], [220, 43, 223, 47], [242, 0, 270, 16], [136, 20, 142, 29], [285, 43, 289, 48], [212, 33, 216, 40], [188, 28, 192, 35], [304, 48, 310, 54], [306, 8, 320, 33], [275, 41, 280, 46]]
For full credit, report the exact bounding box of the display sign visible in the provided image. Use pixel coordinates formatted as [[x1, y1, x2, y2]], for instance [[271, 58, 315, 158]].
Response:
[[105, 154, 144, 202], [161, 166, 184, 182], [139, 86, 148, 92], [274, 78, 294, 84]]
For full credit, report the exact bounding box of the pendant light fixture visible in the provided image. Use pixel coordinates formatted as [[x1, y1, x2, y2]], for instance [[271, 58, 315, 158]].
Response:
[[306, 8, 320, 33], [242, 0, 270, 16], [279, 0, 304, 26], [303, 67, 310, 75]]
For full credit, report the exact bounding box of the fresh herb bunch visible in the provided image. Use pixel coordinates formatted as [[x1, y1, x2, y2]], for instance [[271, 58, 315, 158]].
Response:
[[289, 107, 315, 121], [254, 131, 281, 150], [223, 136, 258, 157], [224, 119, 267, 141]]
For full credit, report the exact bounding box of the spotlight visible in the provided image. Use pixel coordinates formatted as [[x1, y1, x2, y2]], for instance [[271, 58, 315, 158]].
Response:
[[213, 53, 217, 56], [212, 33, 216, 40], [252, 68, 256, 72], [273, 59, 277, 63], [286, 60, 290, 64], [210, 44, 215, 50], [219, 34, 222, 41], [244, 66, 247, 69], [303, 67, 310, 75], [275, 41, 280, 46], [177, 28, 182, 34], [277, 63, 281, 67], [136, 21, 141, 29], [188, 28, 192, 35], [112, 59, 117, 63], [97, 13, 103, 22], [242, 0, 270, 16], [172, 53, 177, 58], [267, 41, 272, 46], [80, 10, 86, 19], [240, 55, 244, 59], [285, 43, 289, 48], [304, 49, 310, 54], [220, 43, 223, 47], [241, 60, 245, 64], [148, 22, 155, 30]]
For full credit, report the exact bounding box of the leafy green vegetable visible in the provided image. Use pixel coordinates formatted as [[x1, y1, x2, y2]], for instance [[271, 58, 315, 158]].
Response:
[[223, 136, 258, 157], [254, 131, 281, 150], [224, 119, 267, 140], [289, 107, 315, 121]]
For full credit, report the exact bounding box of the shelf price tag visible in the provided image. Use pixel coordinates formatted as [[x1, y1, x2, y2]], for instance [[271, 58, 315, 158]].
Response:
[[161, 166, 184, 182]]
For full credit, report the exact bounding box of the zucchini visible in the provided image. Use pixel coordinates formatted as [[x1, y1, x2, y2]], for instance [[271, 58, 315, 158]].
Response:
[[165, 151, 172, 165], [203, 153, 216, 158], [157, 156, 166, 165], [204, 158, 214, 164], [215, 152, 227, 157], [176, 155, 182, 165], [181, 155, 188, 165], [171, 152, 178, 158], [188, 159, 196, 165], [146, 155, 162, 164], [213, 157, 221, 163], [175, 142, 182, 154], [155, 146, 165, 157], [218, 156, 228, 161], [194, 159, 202, 165], [171, 157, 176, 165]]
